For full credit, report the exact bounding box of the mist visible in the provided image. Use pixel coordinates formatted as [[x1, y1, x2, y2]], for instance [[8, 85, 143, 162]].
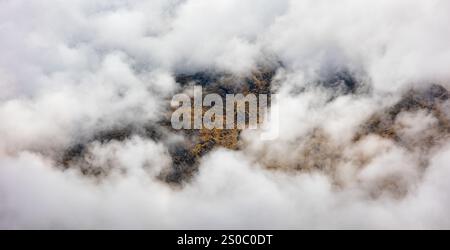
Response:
[[1, 0, 450, 229]]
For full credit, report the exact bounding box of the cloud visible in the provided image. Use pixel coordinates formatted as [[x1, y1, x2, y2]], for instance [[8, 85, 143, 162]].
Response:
[[0, 0, 450, 229]]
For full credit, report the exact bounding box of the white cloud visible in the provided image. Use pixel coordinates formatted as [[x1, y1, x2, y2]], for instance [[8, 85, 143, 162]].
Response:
[[1, 0, 450, 229]]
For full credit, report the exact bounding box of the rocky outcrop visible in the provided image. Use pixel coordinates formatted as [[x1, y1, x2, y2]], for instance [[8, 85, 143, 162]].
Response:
[[59, 65, 450, 190], [354, 84, 450, 147]]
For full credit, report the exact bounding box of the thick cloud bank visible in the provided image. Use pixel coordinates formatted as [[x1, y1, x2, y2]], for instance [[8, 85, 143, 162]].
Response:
[[1, 0, 450, 229]]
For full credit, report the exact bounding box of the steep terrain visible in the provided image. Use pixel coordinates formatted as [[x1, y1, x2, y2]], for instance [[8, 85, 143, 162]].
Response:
[[59, 68, 450, 189]]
